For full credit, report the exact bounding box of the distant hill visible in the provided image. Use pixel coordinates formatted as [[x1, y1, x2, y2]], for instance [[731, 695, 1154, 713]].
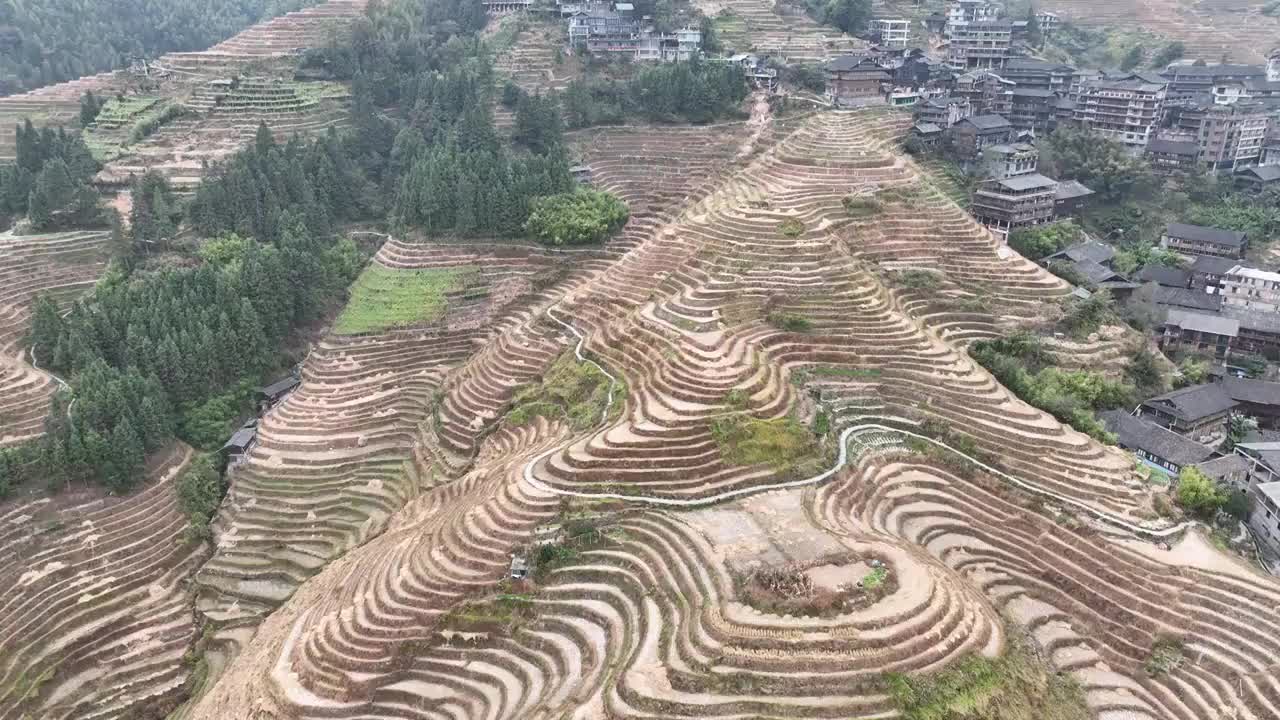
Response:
[[0, 0, 320, 97]]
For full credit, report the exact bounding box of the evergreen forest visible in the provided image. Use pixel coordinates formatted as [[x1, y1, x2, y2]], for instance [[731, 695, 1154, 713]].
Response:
[[0, 0, 319, 96]]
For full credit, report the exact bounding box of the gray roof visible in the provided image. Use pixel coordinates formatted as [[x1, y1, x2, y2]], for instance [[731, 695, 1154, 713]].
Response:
[[1045, 241, 1114, 265], [1011, 87, 1055, 98], [1238, 165, 1280, 182], [1195, 453, 1249, 481], [1146, 138, 1200, 157], [1003, 58, 1074, 72], [1221, 377, 1280, 407], [222, 427, 257, 453], [1135, 265, 1190, 287], [1054, 180, 1093, 201], [1162, 308, 1238, 337], [1223, 305, 1280, 333], [1168, 63, 1264, 77], [961, 114, 1012, 130], [1142, 383, 1239, 423], [261, 376, 300, 398], [1257, 482, 1280, 507], [914, 122, 943, 134], [1190, 255, 1237, 276], [1062, 258, 1122, 285], [826, 55, 885, 72], [993, 173, 1057, 191], [1099, 410, 1216, 467], [1154, 286, 1222, 312], [1166, 222, 1247, 248]]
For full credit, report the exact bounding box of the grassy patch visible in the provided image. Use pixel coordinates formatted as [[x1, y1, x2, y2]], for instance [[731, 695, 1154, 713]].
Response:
[[1144, 635, 1185, 677], [778, 218, 806, 238], [766, 310, 811, 332], [885, 630, 1089, 720], [790, 365, 882, 386], [711, 413, 817, 472], [894, 269, 942, 290], [440, 594, 537, 633], [506, 351, 624, 431], [290, 81, 349, 103], [333, 264, 479, 334], [842, 195, 882, 218]]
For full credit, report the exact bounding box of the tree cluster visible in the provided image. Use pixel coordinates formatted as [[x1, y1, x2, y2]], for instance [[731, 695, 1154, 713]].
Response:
[[971, 333, 1134, 442], [0, 0, 317, 95], [524, 189, 630, 246], [561, 57, 748, 128], [0, 120, 102, 229], [803, 0, 872, 35]]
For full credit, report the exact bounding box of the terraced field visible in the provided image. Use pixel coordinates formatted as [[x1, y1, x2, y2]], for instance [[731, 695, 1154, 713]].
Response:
[[0, 229, 110, 448], [1041, 0, 1279, 64], [697, 0, 864, 61], [0, 444, 200, 720], [0, 0, 368, 176], [169, 108, 1280, 720]]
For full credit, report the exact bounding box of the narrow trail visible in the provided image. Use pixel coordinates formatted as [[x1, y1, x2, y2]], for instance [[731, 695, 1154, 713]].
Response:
[[29, 343, 74, 420], [522, 305, 1192, 542]]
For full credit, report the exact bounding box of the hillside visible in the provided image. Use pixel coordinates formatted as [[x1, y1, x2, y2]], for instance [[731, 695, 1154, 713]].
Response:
[[0, 0, 328, 96], [1, 0, 1280, 719]]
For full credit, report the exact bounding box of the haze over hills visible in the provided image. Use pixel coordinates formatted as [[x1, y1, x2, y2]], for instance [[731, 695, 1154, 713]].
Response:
[[1, 0, 1279, 719]]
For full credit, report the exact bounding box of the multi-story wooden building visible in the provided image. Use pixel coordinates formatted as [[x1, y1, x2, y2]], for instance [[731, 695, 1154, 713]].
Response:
[[825, 55, 892, 107], [1161, 222, 1247, 260], [971, 172, 1058, 232]]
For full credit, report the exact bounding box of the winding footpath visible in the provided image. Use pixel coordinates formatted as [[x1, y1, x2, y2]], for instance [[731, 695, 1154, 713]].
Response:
[[521, 305, 1192, 542]]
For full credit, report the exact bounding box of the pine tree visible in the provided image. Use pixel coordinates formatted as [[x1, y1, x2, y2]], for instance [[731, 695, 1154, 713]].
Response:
[[105, 418, 145, 493], [29, 294, 65, 356]]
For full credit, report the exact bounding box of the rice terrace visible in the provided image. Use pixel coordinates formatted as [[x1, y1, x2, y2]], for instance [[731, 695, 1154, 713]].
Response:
[[2, 0, 1280, 719]]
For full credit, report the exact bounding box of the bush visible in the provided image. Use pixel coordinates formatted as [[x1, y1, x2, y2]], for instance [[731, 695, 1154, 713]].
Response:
[[767, 311, 812, 332], [1175, 466, 1226, 519], [1009, 221, 1081, 261], [524, 189, 629, 246], [783, 63, 826, 93], [176, 454, 226, 543], [778, 218, 805, 237], [842, 195, 881, 217], [500, 80, 523, 108], [896, 269, 941, 290]]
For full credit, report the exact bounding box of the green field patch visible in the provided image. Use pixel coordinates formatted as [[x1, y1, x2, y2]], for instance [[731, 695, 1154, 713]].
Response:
[[711, 412, 817, 472], [506, 351, 625, 431], [289, 81, 350, 104], [333, 263, 479, 335], [885, 630, 1088, 720]]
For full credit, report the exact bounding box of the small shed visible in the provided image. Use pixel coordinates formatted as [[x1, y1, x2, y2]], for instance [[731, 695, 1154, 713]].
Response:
[[222, 427, 257, 459], [510, 555, 530, 580], [259, 376, 300, 405]]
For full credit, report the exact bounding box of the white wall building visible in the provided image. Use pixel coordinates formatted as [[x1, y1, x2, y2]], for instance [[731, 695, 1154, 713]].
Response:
[[874, 18, 910, 49], [1222, 266, 1280, 313]]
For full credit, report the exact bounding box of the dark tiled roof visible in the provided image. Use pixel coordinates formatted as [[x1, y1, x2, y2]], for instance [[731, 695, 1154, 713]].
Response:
[[1162, 308, 1238, 337], [1146, 138, 1200, 157], [1224, 305, 1280, 333], [1238, 165, 1280, 182], [1142, 383, 1239, 423], [826, 55, 882, 72], [222, 427, 257, 453], [1168, 63, 1264, 77], [1135, 265, 1190, 287], [1195, 453, 1249, 481], [1045, 241, 1113, 265], [1011, 87, 1055, 97], [1165, 222, 1247, 248], [993, 172, 1056, 191], [261, 376, 300, 398], [1190, 255, 1237, 275], [1221, 377, 1280, 407], [1054, 180, 1093, 200], [961, 114, 1011, 130], [1154, 286, 1222, 312], [1099, 410, 1216, 467]]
